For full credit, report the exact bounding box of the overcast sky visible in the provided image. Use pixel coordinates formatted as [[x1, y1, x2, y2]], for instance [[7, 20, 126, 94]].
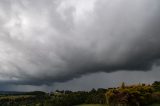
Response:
[[0, 0, 160, 91]]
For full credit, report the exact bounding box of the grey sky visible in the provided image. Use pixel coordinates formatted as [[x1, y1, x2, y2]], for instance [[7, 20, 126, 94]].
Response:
[[0, 0, 160, 91]]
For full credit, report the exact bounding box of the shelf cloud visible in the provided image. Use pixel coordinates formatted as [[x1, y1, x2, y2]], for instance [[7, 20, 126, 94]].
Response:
[[0, 0, 160, 85]]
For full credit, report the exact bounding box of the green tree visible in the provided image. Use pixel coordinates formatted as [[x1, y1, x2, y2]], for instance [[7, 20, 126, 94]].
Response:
[[152, 81, 160, 92], [121, 82, 125, 89]]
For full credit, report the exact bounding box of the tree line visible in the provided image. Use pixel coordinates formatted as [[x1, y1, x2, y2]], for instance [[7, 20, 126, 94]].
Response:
[[0, 81, 160, 106]]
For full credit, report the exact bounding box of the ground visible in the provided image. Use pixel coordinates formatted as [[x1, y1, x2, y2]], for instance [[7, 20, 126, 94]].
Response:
[[75, 104, 108, 106]]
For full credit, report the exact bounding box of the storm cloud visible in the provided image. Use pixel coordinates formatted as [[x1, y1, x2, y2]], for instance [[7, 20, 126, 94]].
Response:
[[0, 0, 160, 85]]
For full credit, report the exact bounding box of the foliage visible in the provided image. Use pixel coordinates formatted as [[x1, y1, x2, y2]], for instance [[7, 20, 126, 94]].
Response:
[[105, 81, 160, 106], [152, 81, 160, 92], [0, 81, 160, 106], [0, 89, 107, 106]]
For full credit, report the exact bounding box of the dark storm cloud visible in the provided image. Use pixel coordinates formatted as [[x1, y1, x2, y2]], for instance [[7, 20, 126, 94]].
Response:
[[51, 66, 160, 91], [0, 0, 160, 85]]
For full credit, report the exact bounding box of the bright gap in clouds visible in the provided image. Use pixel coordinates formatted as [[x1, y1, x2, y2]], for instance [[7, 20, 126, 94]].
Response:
[[57, 0, 96, 23]]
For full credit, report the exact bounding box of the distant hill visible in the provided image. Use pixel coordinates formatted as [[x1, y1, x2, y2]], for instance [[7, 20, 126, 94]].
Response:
[[0, 91, 26, 95], [0, 91, 46, 95]]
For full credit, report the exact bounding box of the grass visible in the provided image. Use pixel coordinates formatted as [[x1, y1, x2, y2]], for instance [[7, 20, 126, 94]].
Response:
[[75, 104, 108, 106], [0, 95, 33, 99], [149, 104, 160, 106], [76, 104, 160, 106]]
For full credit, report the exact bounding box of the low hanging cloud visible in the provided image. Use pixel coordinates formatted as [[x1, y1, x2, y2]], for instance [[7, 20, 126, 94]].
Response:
[[0, 0, 160, 85]]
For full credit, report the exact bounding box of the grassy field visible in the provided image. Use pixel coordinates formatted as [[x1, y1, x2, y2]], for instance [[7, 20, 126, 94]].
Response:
[[76, 104, 160, 106], [149, 104, 160, 106], [75, 104, 108, 106]]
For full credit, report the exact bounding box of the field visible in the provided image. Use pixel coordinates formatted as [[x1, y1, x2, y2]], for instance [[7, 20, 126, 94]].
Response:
[[150, 104, 160, 106], [75, 104, 160, 106], [75, 104, 108, 106]]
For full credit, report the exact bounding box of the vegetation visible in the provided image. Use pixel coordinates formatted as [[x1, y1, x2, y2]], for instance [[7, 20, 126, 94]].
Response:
[[76, 104, 108, 106], [45, 88, 107, 106], [0, 81, 160, 106], [0, 89, 107, 106], [106, 82, 160, 106]]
